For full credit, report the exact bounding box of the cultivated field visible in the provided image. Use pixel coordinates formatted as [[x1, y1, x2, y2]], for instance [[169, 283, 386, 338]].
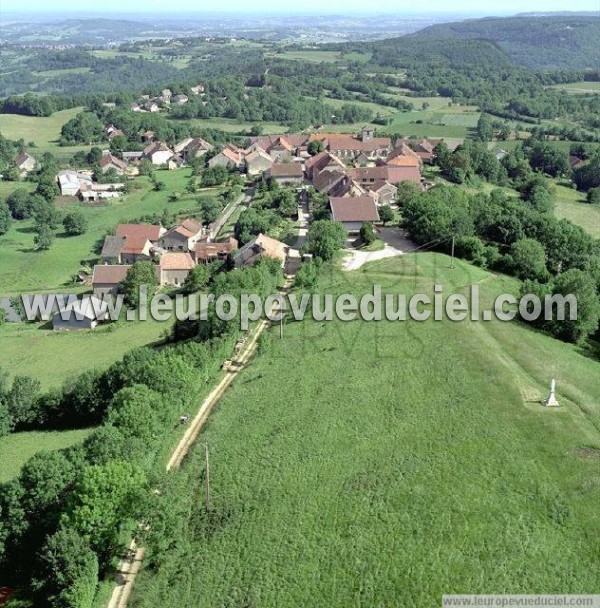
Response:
[[130, 254, 600, 607]]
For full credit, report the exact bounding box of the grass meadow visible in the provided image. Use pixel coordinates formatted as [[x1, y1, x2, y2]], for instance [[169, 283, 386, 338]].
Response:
[[0, 428, 93, 483], [554, 183, 600, 238], [0, 107, 83, 147], [129, 254, 600, 607]]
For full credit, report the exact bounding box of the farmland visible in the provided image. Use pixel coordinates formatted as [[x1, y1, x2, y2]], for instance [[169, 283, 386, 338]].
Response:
[[554, 183, 600, 238], [0, 107, 83, 147], [130, 254, 600, 607]]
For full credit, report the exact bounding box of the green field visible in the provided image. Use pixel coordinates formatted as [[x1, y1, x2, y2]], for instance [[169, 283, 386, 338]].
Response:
[[178, 118, 288, 134], [554, 183, 600, 238], [0, 169, 211, 296], [130, 254, 600, 607], [277, 50, 342, 63], [0, 317, 171, 390], [551, 81, 600, 94], [0, 107, 83, 147], [0, 428, 93, 483]]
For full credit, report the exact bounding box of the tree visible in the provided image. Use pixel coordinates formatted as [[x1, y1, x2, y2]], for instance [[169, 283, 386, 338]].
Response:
[[63, 210, 88, 236], [510, 238, 548, 281], [120, 261, 158, 309], [63, 460, 146, 563], [308, 140, 325, 156], [183, 264, 211, 295], [476, 113, 494, 141], [0, 201, 12, 236], [587, 188, 600, 206], [35, 526, 98, 608], [6, 189, 42, 220], [396, 181, 422, 207], [360, 222, 376, 246], [6, 375, 42, 429], [549, 269, 600, 343], [378, 205, 394, 226], [34, 225, 56, 251], [308, 220, 347, 261], [60, 112, 104, 145], [200, 165, 229, 187], [198, 196, 222, 225], [36, 177, 59, 202]]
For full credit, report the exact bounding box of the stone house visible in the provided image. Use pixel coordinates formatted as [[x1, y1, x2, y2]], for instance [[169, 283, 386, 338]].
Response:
[[159, 252, 196, 286], [92, 265, 131, 298], [158, 219, 204, 252], [329, 196, 380, 234]]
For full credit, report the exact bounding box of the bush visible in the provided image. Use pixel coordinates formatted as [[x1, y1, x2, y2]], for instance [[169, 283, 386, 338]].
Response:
[[360, 222, 376, 246], [63, 210, 88, 236], [308, 220, 347, 261]]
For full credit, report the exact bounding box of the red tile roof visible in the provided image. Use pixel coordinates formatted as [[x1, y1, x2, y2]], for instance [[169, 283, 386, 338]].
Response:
[[92, 265, 131, 285], [160, 252, 196, 270], [269, 162, 304, 178], [329, 196, 380, 223], [115, 224, 163, 242]]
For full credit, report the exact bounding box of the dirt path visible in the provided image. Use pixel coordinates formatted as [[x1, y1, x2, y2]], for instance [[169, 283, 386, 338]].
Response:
[[106, 278, 292, 608], [342, 228, 415, 271]]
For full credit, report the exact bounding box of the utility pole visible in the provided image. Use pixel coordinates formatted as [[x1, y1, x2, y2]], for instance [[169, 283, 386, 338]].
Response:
[[280, 312, 284, 339], [450, 235, 456, 269], [200, 443, 211, 513]]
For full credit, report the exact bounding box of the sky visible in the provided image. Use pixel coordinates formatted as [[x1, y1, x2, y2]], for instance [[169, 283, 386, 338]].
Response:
[[1, 0, 599, 14]]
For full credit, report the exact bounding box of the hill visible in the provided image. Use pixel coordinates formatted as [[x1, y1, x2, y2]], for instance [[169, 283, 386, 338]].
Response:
[[130, 255, 600, 607], [365, 37, 513, 69], [410, 15, 600, 69]]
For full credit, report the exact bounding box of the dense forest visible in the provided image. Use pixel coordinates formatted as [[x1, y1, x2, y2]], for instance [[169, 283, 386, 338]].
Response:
[[410, 15, 600, 69]]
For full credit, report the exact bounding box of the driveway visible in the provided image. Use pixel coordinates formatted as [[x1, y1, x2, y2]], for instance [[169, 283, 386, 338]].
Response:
[[342, 228, 415, 271]]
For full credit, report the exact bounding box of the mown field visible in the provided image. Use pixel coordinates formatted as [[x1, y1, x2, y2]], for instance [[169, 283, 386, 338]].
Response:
[[0, 428, 93, 483], [0, 169, 212, 296], [130, 254, 600, 607], [554, 183, 600, 238], [0, 107, 83, 147]]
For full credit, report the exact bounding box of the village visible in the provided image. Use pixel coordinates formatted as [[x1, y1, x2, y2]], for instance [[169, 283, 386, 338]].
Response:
[[5, 117, 447, 331]]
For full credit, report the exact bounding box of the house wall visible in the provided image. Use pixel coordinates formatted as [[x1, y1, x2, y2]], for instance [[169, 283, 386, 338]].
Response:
[[93, 284, 119, 298], [151, 151, 174, 165], [273, 176, 303, 186], [52, 316, 95, 331], [247, 157, 273, 175], [161, 269, 192, 286]]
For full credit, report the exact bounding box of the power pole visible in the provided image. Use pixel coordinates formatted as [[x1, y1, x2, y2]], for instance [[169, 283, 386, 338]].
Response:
[[280, 313, 284, 339], [450, 235, 456, 269], [200, 443, 211, 513]]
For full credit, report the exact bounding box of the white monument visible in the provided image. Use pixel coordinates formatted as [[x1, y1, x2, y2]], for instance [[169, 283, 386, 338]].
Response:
[[544, 378, 560, 407]]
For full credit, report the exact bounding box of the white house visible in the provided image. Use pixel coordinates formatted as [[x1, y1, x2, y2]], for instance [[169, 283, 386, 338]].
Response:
[[143, 143, 175, 166]]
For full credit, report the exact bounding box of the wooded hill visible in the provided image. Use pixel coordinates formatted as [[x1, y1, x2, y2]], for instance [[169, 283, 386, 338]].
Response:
[[409, 15, 600, 69]]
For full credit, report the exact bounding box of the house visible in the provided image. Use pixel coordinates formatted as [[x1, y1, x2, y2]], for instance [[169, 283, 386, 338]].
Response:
[[328, 174, 366, 199], [208, 145, 245, 170], [52, 296, 109, 331], [349, 165, 422, 187], [184, 138, 213, 160], [100, 235, 128, 264], [329, 196, 380, 234], [234, 233, 288, 268], [305, 151, 346, 180], [493, 148, 509, 161], [122, 151, 144, 163], [309, 128, 392, 161], [190, 85, 205, 95], [107, 129, 125, 141], [249, 134, 308, 156], [79, 183, 121, 202], [193, 237, 239, 264], [569, 156, 585, 169], [385, 155, 421, 169], [130, 103, 142, 112], [174, 138, 194, 155], [19, 294, 74, 322], [99, 154, 128, 175], [141, 131, 155, 143], [159, 252, 195, 286], [15, 152, 36, 176], [158, 219, 204, 252], [57, 170, 93, 196], [92, 264, 131, 298], [143, 142, 175, 166], [266, 137, 294, 162], [173, 94, 189, 105], [267, 162, 304, 186], [145, 102, 160, 113], [369, 180, 398, 206], [161, 89, 173, 101], [168, 156, 185, 170], [116, 223, 165, 243], [245, 148, 273, 175]]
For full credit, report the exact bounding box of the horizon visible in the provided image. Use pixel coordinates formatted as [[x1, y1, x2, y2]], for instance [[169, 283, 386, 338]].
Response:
[[1, 0, 599, 16]]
